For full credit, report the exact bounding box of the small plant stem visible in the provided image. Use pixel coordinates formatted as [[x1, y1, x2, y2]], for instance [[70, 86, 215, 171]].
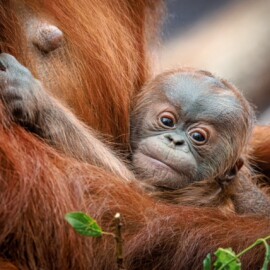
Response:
[[262, 239, 270, 269], [114, 213, 125, 270], [218, 236, 270, 270], [102, 231, 115, 237]]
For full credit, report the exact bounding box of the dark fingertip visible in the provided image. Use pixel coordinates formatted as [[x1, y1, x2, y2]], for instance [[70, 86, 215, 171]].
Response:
[[0, 60, 6, 71]]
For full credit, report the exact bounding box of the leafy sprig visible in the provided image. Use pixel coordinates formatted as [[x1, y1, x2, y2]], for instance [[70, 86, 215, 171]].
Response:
[[203, 235, 270, 270]]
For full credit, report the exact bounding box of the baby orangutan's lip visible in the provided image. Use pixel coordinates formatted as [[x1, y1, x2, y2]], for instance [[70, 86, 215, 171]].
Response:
[[142, 152, 182, 175]]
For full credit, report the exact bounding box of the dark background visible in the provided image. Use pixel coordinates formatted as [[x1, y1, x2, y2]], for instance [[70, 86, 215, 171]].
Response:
[[164, 0, 234, 40]]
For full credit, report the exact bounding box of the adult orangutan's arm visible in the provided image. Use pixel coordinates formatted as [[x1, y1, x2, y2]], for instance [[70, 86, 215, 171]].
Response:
[[0, 53, 133, 180]]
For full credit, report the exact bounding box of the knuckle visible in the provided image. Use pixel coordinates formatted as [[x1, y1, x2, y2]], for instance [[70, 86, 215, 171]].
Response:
[[1, 87, 24, 104], [0, 76, 9, 88], [0, 53, 32, 76], [0, 53, 15, 66]]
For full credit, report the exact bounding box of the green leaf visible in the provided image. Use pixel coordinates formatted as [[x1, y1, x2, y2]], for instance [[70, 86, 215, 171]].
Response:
[[203, 253, 212, 270], [214, 248, 241, 270], [262, 241, 270, 270], [65, 212, 103, 237]]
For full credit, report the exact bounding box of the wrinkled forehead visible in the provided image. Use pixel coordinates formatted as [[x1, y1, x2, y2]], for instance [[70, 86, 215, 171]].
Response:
[[161, 73, 242, 123]]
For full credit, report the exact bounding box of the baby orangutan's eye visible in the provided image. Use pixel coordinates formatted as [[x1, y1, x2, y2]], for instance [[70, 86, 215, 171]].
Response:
[[188, 128, 208, 145], [159, 112, 176, 128]]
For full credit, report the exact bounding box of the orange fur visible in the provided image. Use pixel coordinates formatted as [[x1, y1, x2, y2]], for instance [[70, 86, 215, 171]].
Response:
[[0, 108, 269, 269], [0, 0, 162, 145], [251, 126, 270, 173]]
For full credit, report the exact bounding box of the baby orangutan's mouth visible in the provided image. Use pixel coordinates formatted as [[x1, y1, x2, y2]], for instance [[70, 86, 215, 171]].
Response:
[[141, 152, 182, 175]]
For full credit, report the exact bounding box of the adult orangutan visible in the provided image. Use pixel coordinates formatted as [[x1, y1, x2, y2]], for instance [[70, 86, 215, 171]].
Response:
[[0, 1, 270, 270]]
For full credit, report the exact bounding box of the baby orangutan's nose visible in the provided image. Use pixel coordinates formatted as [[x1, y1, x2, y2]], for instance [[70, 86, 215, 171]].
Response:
[[164, 133, 185, 148]]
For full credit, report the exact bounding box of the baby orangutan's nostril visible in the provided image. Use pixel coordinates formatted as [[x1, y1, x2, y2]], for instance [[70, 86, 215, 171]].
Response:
[[165, 134, 173, 142], [174, 140, 184, 146], [165, 134, 184, 146]]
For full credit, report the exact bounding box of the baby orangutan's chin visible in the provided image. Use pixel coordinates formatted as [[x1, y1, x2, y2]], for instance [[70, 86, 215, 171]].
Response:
[[132, 151, 194, 189]]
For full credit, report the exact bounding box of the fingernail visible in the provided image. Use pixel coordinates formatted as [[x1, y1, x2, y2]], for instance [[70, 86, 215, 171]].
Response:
[[0, 61, 6, 71]]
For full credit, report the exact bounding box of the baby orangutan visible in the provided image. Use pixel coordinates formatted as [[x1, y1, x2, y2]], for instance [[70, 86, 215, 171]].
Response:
[[131, 68, 270, 215]]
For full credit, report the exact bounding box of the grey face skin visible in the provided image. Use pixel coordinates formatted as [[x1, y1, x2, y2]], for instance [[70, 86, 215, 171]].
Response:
[[131, 70, 253, 189]]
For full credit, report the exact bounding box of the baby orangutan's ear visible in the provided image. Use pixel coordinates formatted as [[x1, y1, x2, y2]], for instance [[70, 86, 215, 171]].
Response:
[[217, 157, 244, 187]]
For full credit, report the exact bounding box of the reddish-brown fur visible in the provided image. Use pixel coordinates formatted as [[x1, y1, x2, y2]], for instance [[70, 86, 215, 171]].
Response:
[[1, 1, 270, 269], [251, 126, 270, 177]]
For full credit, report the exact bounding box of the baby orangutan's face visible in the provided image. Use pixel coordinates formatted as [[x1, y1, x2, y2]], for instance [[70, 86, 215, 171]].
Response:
[[131, 70, 250, 189]]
